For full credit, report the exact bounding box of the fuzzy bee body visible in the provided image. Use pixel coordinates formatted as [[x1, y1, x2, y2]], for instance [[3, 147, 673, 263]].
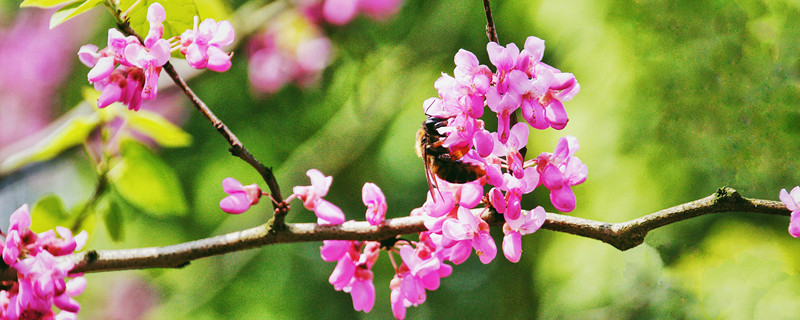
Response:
[[416, 116, 486, 185]]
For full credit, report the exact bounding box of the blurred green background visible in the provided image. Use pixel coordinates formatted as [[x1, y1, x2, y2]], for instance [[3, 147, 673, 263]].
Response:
[[4, 0, 800, 318]]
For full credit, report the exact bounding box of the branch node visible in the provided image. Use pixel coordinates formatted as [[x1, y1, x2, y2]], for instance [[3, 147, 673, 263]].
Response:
[[86, 250, 99, 263]]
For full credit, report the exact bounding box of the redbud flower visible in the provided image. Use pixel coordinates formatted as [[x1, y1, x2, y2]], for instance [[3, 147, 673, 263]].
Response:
[[1, 204, 87, 318], [536, 135, 587, 212], [293, 169, 345, 224], [248, 11, 332, 93], [179, 16, 235, 72], [441, 207, 496, 264], [219, 178, 261, 214], [780, 186, 800, 237], [502, 207, 546, 262], [362, 183, 387, 225], [323, 241, 378, 313], [78, 3, 171, 111]]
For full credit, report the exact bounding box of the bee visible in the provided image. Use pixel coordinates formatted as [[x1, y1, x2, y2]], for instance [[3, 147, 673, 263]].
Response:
[[415, 116, 486, 195]]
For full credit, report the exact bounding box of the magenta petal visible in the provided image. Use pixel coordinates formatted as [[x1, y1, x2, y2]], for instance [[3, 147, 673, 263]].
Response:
[[323, 0, 359, 25], [442, 219, 471, 241], [507, 70, 531, 95], [206, 46, 232, 72], [77, 44, 100, 67], [505, 193, 521, 220], [315, 199, 345, 225], [519, 206, 547, 235], [454, 49, 478, 69], [9, 204, 31, 231], [475, 232, 497, 264], [390, 287, 406, 320], [351, 279, 375, 312], [65, 277, 87, 297], [97, 83, 123, 108], [540, 164, 565, 190], [513, 120, 530, 144], [185, 44, 208, 68], [486, 163, 504, 187], [53, 294, 80, 313], [211, 20, 235, 46], [220, 193, 251, 214], [222, 177, 245, 194], [489, 188, 506, 214], [87, 57, 115, 82], [419, 271, 441, 290], [3, 232, 20, 266], [150, 39, 171, 65], [147, 2, 166, 24], [320, 240, 350, 262], [329, 255, 356, 289], [474, 129, 494, 157], [550, 186, 576, 212], [502, 232, 522, 263], [448, 240, 472, 264], [401, 276, 425, 304], [790, 212, 800, 237], [545, 100, 569, 130], [781, 188, 798, 211], [524, 36, 545, 62], [459, 182, 484, 208]]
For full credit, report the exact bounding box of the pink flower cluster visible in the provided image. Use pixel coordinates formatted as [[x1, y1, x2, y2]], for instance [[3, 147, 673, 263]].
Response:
[[247, 0, 402, 93], [301, 0, 402, 25], [224, 35, 580, 319], [780, 187, 800, 237], [247, 11, 332, 93], [390, 36, 580, 318], [78, 3, 234, 111], [0, 205, 88, 320]]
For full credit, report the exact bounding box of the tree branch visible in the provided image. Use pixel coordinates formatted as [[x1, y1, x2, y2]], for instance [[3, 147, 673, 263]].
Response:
[[483, 0, 499, 43], [114, 21, 285, 214], [0, 187, 786, 281]]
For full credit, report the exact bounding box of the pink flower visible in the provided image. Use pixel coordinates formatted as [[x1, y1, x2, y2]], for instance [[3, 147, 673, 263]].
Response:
[[323, 241, 379, 313], [502, 207, 546, 262], [536, 135, 587, 212], [219, 178, 262, 214], [247, 12, 332, 93], [316, 0, 403, 24], [293, 169, 345, 224], [78, 3, 171, 110], [780, 186, 800, 237], [0, 204, 87, 318], [441, 207, 496, 264], [397, 245, 441, 304], [179, 17, 235, 72], [362, 183, 387, 225]]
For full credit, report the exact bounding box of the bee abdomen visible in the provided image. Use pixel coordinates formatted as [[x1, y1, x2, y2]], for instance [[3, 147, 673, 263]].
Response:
[[431, 159, 486, 184]]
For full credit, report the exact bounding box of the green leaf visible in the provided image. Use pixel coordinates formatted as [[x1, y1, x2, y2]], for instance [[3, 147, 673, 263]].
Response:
[[30, 195, 70, 233], [126, 110, 193, 147], [69, 203, 97, 236], [20, 0, 78, 8], [0, 113, 100, 175], [108, 140, 188, 217], [121, 0, 198, 39], [195, 0, 231, 20], [103, 199, 125, 241], [49, 0, 104, 29]]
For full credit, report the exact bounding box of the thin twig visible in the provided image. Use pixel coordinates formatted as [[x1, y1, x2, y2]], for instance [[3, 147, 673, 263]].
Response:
[[0, 187, 787, 280], [483, 0, 499, 43], [114, 22, 285, 212]]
